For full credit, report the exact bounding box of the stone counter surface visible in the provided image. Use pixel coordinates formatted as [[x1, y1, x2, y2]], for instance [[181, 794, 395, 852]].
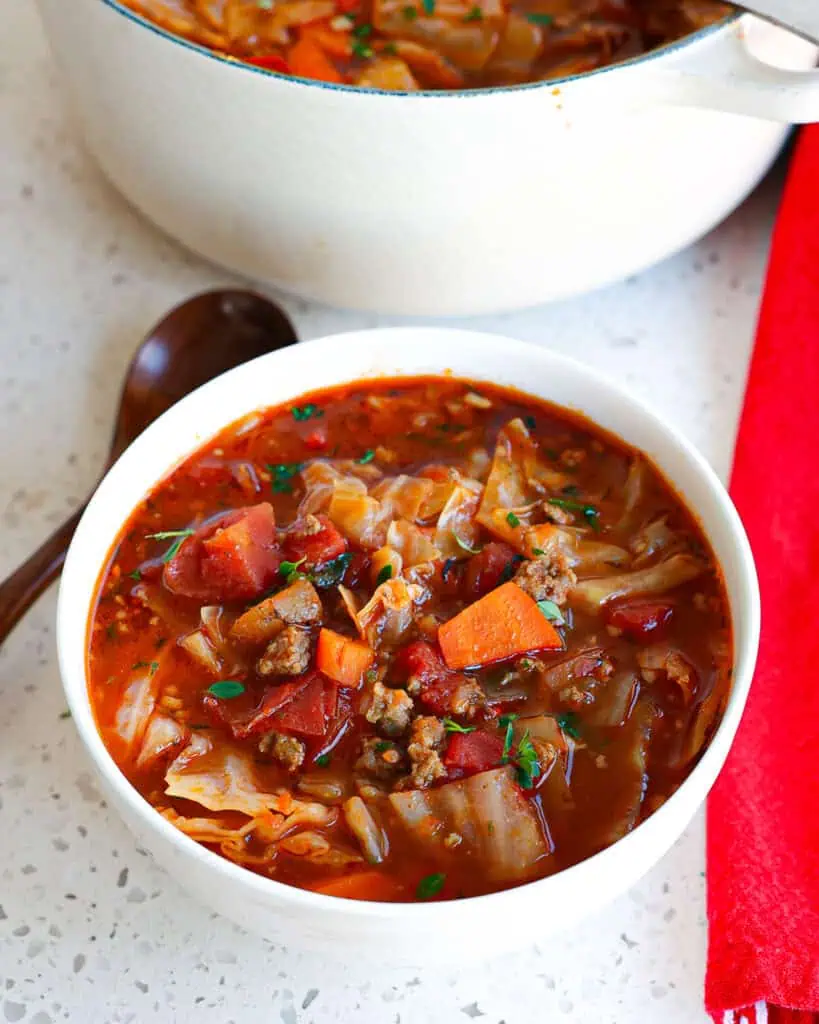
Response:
[[0, 1, 783, 1021]]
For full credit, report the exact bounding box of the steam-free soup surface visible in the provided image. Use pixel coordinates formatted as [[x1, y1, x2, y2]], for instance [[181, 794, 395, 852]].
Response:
[[88, 376, 731, 902], [122, 0, 731, 90]]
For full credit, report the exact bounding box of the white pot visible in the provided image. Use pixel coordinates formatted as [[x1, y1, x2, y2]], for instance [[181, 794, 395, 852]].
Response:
[[35, 1, 819, 315], [57, 328, 760, 964]]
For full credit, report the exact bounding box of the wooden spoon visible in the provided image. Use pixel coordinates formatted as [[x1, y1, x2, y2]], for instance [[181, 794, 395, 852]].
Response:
[[0, 289, 299, 646], [735, 0, 819, 43]]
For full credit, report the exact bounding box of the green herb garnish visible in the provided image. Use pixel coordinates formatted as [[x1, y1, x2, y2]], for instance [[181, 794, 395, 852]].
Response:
[[514, 731, 541, 789], [356, 449, 375, 464], [291, 403, 323, 422], [311, 552, 353, 588], [376, 564, 394, 586], [525, 12, 554, 25], [441, 557, 457, 583], [374, 740, 393, 753], [280, 557, 307, 584], [352, 37, 374, 58], [499, 713, 518, 762], [499, 555, 523, 584], [556, 711, 581, 739], [146, 528, 195, 562], [463, 4, 482, 19], [352, 21, 372, 36], [207, 680, 245, 699], [537, 599, 565, 626], [524, 415, 537, 429], [442, 718, 476, 734], [267, 461, 304, 494], [365, 668, 379, 684], [547, 497, 600, 531], [416, 872, 446, 900], [315, 753, 331, 767], [127, 569, 142, 581], [455, 535, 481, 555], [402, 4, 418, 17], [506, 511, 520, 528], [531, 547, 545, 556], [421, 0, 435, 13]]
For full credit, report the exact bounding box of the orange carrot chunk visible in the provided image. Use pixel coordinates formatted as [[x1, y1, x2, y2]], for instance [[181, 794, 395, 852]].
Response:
[[287, 36, 343, 83], [438, 581, 563, 670], [309, 870, 407, 901], [316, 627, 374, 688]]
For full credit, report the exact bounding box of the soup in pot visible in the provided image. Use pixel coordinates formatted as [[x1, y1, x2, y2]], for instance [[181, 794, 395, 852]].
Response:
[[119, 0, 732, 90]]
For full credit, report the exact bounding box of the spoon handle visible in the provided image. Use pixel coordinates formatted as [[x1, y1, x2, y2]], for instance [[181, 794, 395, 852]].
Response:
[[0, 505, 85, 646]]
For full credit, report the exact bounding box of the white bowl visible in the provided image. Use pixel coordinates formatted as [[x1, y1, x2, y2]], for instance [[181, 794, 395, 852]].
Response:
[[57, 329, 760, 963], [34, 0, 819, 315]]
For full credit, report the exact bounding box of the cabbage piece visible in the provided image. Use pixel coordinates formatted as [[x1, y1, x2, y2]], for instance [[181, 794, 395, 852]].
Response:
[[434, 482, 482, 557], [354, 578, 427, 648], [596, 701, 656, 846], [586, 671, 640, 728], [373, 0, 503, 71], [617, 457, 649, 531], [179, 629, 222, 676], [386, 520, 441, 567], [114, 660, 164, 754], [477, 419, 568, 541], [277, 830, 363, 867], [630, 517, 682, 566], [569, 553, 707, 613], [389, 766, 549, 883], [231, 578, 322, 645], [371, 475, 435, 522], [136, 714, 188, 770], [343, 796, 389, 864], [524, 523, 630, 570], [165, 737, 288, 816], [533, 647, 611, 700]]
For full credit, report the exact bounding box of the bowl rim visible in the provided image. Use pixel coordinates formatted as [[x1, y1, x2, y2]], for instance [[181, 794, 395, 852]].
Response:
[[58, 326, 760, 921], [100, 0, 740, 99]]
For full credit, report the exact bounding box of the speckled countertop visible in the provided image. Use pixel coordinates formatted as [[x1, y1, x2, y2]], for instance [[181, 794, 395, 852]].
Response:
[[0, 1, 786, 1021]]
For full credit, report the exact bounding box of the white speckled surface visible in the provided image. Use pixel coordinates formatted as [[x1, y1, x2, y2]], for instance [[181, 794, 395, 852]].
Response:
[[0, 1, 785, 1021]]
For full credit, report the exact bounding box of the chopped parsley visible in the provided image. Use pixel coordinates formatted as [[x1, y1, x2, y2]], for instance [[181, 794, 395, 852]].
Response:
[[402, 4, 418, 18], [356, 449, 376, 464], [311, 551, 353, 588], [421, 0, 435, 12], [525, 11, 554, 24], [352, 37, 374, 58], [365, 668, 379, 684], [131, 659, 158, 672], [548, 497, 601, 531], [145, 528, 195, 562], [267, 461, 304, 494], [416, 872, 446, 900], [524, 415, 537, 429], [531, 547, 545, 556], [442, 718, 476, 734], [499, 713, 518, 761], [315, 753, 331, 767], [556, 711, 581, 739], [514, 731, 541, 789], [506, 511, 520, 528], [463, 4, 482, 19], [441, 557, 457, 583], [280, 557, 306, 584], [207, 680, 245, 699], [291, 403, 323, 421], [376, 564, 394, 586], [126, 569, 142, 581], [374, 740, 393, 753], [455, 535, 481, 555], [537, 599, 565, 626]]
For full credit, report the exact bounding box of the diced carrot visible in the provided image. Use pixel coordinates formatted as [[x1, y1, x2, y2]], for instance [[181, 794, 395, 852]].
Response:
[[301, 23, 353, 60], [287, 36, 343, 83], [310, 870, 407, 901], [317, 628, 374, 688], [438, 581, 563, 670]]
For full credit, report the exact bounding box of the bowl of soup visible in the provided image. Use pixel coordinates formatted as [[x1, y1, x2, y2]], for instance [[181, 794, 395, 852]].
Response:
[[57, 327, 760, 961]]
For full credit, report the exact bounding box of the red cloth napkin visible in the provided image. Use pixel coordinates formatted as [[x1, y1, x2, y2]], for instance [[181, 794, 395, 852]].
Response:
[[706, 126, 819, 1024]]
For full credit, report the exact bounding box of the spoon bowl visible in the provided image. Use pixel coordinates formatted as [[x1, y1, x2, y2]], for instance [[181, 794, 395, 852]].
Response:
[[0, 289, 299, 644]]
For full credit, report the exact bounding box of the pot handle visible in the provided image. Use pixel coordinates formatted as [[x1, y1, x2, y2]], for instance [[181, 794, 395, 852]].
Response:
[[648, 19, 819, 123]]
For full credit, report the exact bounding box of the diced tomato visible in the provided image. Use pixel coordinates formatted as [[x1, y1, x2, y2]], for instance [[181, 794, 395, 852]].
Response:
[[304, 428, 328, 451], [283, 514, 348, 567], [464, 542, 518, 597], [392, 640, 448, 686], [205, 677, 307, 739], [415, 674, 469, 716], [273, 675, 329, 737], [444, 731, 505, 776], [164, 503, 280, 602], [606, 600, 674, 641], [245, 54, 291, 74], [335, 0, 359, 12]]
